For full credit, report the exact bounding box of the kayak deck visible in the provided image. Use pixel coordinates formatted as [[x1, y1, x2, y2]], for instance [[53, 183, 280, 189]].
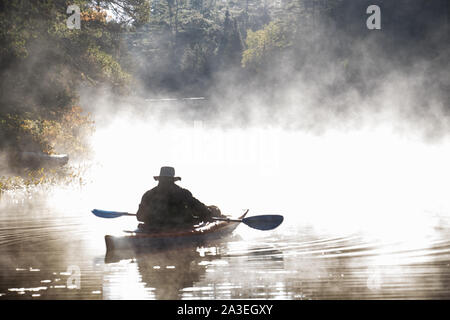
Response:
[[105, 210, 248, 251]]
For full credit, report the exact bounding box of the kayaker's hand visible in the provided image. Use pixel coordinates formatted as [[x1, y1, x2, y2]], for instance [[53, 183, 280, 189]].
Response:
[[207, 205, 222, 217]]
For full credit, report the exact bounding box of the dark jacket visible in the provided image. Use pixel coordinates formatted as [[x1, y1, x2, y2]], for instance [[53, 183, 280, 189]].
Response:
[[136, 182, 212, 228]]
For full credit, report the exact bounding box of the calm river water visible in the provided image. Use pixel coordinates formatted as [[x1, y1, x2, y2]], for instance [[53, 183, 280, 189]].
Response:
[[1, 187, 450, 300], [2, 113, 450, 299]]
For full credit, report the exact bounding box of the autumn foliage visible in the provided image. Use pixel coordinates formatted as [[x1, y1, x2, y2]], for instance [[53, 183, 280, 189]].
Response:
[[0, 107, 95, 157], [81, 7, 107, 23]]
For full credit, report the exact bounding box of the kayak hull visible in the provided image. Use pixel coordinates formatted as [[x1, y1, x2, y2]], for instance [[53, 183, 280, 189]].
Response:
[[105, 211, 248, 252]]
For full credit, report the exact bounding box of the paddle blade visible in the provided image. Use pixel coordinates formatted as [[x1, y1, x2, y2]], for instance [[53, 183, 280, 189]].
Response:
[[242, 215, 284, 230], [92, 209, 130, 219]]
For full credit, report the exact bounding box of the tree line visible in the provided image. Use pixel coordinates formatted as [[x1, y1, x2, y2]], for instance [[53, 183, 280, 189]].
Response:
[[0, 0, 448, 162]]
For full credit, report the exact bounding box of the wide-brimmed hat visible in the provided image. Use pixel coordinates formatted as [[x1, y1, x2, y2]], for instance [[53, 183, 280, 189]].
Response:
[[154, 166, 181, 181]]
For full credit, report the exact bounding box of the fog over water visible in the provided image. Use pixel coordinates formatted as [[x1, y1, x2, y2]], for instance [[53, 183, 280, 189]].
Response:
[[84, 93, 450, 232], [2, 84, 450, 299]]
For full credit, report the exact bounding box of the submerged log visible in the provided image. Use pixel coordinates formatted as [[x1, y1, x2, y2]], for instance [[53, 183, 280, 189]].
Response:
[[15, 151, 69, 169]]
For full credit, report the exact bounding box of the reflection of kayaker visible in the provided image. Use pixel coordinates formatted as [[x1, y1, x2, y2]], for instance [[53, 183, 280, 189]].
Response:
[[105, 246, 219, 299], [136, 166, 224, 230], [135, 246, 205, 299]]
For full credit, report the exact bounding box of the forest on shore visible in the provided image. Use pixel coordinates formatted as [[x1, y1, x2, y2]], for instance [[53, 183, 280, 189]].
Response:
[[0, 0, 449, 178]]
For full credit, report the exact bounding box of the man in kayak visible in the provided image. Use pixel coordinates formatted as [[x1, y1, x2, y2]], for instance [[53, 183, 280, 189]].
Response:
[[137, 166, 222, 230]]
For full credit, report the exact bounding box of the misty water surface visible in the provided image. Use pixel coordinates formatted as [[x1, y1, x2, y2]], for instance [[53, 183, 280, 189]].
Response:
[[1, 103, 450, 299], [2, 189, 450, 299]]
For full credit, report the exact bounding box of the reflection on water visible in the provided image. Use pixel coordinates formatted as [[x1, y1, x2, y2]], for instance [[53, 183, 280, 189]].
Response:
[[1, 191, 450, 299]]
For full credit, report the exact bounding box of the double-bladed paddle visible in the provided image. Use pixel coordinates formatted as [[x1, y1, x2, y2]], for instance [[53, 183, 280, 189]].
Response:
[[91, 209, 283, 231]]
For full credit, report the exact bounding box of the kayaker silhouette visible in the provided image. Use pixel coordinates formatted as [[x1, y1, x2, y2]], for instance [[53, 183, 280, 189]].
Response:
[[137, 166, 222, 230]]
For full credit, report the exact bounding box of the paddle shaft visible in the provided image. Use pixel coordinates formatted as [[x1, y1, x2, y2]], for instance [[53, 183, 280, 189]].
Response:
[[192, 215, 243, 222], [98, 211, 242, 222], [92, 209, 283, 230], [120, 213, 138, 216], [212, 217, 243, 222]]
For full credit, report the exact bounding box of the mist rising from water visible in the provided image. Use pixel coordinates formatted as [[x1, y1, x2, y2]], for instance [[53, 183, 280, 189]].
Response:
[[74, 3, 450, 239]]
